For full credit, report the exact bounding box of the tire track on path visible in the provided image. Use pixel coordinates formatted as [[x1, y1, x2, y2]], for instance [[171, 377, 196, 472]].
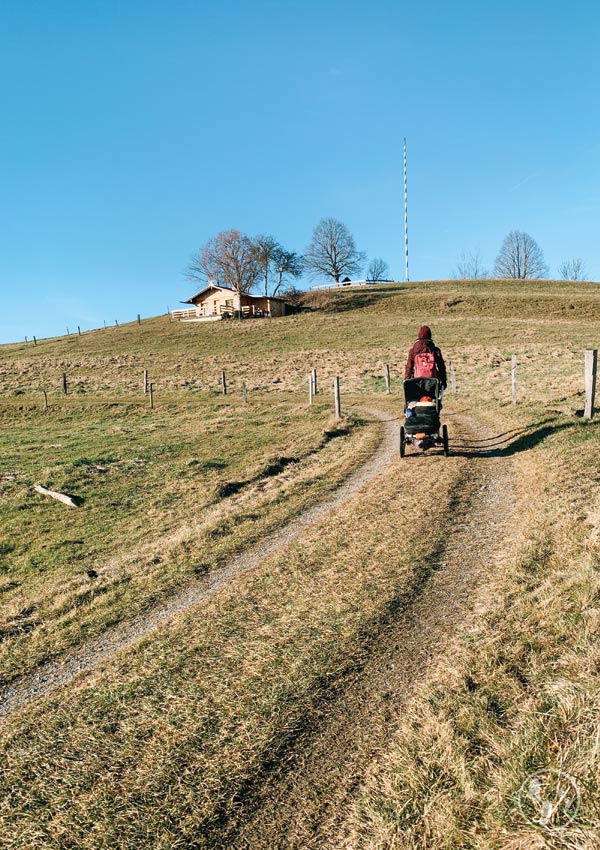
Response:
[[212, 412, 518, 850], [0, 409, 399, 720]]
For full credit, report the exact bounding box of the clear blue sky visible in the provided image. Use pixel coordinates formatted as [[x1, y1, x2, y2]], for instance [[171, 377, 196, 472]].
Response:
[[1, 0, 599, 343]]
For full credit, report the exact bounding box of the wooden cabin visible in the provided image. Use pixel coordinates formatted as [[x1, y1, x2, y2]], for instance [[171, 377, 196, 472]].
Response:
[[172, 284, 289, 321]]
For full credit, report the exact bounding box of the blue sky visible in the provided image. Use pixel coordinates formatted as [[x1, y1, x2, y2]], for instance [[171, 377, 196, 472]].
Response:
[[1, 0, 599, 342]]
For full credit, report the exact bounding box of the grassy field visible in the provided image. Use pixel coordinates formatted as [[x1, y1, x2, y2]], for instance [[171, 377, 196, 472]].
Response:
[[0, 394, 380, 684], [1, 278, 599, 848]]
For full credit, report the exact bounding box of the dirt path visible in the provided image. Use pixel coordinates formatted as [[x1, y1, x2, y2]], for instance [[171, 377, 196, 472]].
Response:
[[0, 409, 399, 720], [207, 412, 518, 850]]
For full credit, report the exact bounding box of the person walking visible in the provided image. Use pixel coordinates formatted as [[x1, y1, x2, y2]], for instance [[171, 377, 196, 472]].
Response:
[[404, 325, 447, 388]]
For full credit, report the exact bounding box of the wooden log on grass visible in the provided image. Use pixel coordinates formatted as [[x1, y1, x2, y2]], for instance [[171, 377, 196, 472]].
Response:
[[34, 484, 79, 508]]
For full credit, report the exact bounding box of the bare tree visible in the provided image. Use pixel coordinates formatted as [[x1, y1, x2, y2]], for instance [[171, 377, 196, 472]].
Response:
[[493, 231, 548, 279], [252, 234, 279, 297], [559, 258, 586, 281], [304, 217, 365, 284], [271, 247, 303, 295], [366, 257, 390, 281], [453, 249, 488, 279], [185, 229, 260, 313], [251, 235, 304, 297], [185, 248, 223, 286]]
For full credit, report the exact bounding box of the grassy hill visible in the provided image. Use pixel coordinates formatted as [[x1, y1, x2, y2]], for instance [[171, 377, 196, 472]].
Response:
[[2, 279, 598, 401], [1, 279, 599, 848]]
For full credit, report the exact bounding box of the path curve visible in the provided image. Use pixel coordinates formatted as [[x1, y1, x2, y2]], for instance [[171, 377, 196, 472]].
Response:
[[0, 409, 399, 720]]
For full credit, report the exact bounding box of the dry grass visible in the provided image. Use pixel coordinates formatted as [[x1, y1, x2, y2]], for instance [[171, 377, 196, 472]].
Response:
[[340, 403, 600, 849], [0, 400, 468, 848], [2, 280, 598, 403], [1, 278, 599, 847]]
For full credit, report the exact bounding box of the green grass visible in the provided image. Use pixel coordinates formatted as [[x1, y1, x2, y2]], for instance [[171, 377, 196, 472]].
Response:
[[0, 392, 379, 684]]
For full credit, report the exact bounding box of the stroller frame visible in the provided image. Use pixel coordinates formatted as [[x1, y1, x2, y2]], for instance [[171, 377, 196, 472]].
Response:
[[400, 377, 449, 457]]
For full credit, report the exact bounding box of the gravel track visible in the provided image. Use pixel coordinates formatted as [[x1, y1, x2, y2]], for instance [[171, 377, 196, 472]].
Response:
[[0, 409, 399, 720], [210, 411, 518, 850]]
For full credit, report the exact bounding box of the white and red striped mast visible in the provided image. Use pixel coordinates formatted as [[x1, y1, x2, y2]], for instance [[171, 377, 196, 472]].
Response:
[[403, 137, 409, 282]]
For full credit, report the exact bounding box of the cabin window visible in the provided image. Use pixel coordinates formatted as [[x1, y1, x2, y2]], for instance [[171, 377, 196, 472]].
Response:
[[225, 299, 233, 307]]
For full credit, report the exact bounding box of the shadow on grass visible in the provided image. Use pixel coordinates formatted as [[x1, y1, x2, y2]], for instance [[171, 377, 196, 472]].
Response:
[[301, 286, 405, 314], [447, 415, 576, 458]]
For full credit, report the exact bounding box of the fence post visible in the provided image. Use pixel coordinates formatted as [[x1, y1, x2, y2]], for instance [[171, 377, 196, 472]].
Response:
[[384, 364, 391, 394], [242, 381, 248, 404], [511, 355, 517, 404], [312, 368, 318, 395], [62, 373, 67, 395], [149, 383, 154, 409], [25, 336, 28, 344], [42, 389, 48, 411], [334, 376, 341, 419], [66, 327, 70, 336], [584, 349, 598, 420], [78, 326, 81, 335], [143, 369, 149, 394], [33, 336, 37, 346], [137, 314, 141, 325], [221, 370, 227, 395], [309, 374, 314, 406], [450, 362, 457, 393]]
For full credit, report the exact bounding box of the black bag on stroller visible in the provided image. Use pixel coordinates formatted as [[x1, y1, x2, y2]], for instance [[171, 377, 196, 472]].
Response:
[[400, 378, 449, 456]]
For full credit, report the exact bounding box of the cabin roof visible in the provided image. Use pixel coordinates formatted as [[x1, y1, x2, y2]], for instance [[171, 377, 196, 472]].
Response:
[[183, 283, 288, 304]]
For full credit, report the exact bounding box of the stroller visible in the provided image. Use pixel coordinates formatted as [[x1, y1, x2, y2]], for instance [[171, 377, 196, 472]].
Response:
[[400, 378, 449, 457]]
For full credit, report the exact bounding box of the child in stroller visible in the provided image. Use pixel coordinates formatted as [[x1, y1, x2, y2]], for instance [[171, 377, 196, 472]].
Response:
[[400, 377, 449, 456]]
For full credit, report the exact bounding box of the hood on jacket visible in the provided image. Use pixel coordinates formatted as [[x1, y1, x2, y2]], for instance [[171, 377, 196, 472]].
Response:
[[418, 325, 432, 340]]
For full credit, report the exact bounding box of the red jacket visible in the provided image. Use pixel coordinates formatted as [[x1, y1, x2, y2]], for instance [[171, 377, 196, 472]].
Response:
[[405, 325, 447, 387]]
